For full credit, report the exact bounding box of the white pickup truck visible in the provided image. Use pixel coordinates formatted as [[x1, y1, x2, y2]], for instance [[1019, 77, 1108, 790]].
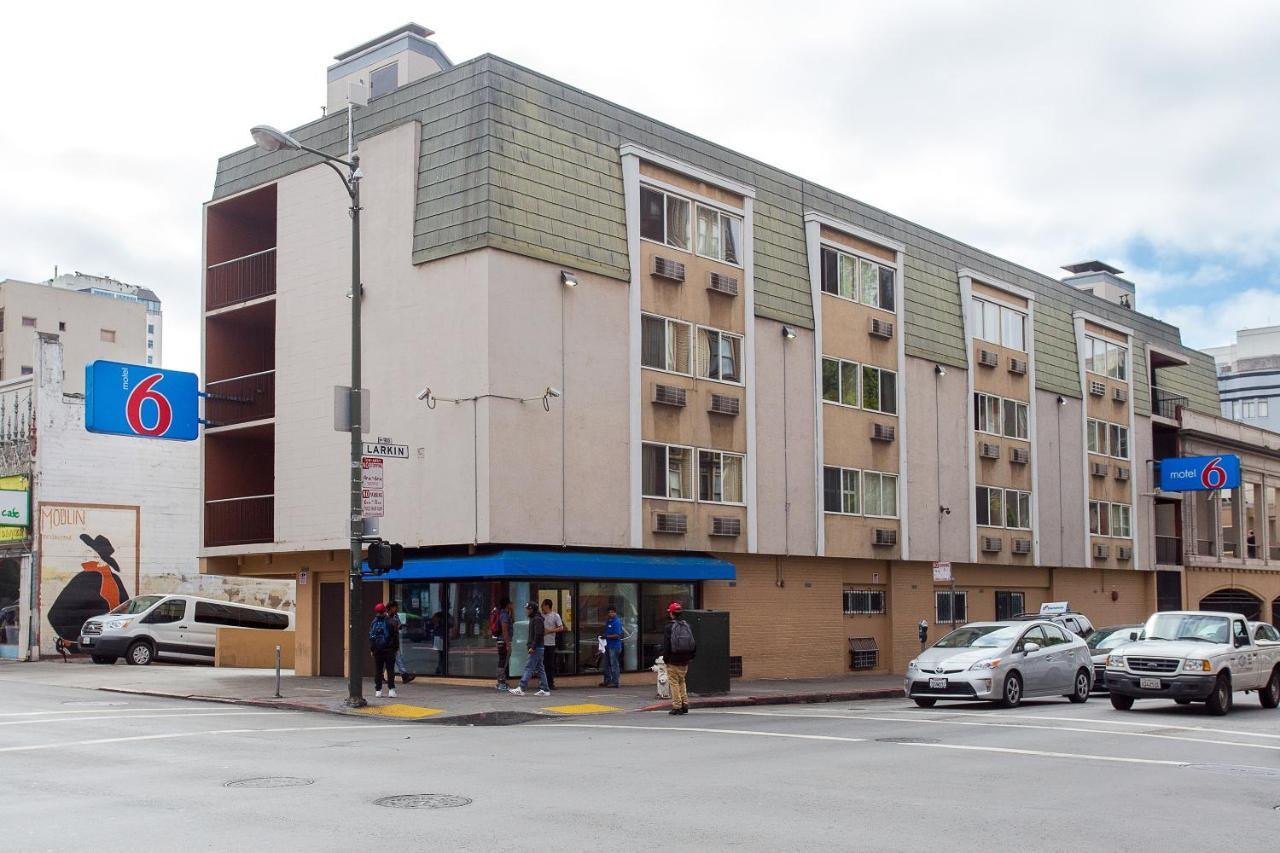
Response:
[[1105, 611, 1280, 716]]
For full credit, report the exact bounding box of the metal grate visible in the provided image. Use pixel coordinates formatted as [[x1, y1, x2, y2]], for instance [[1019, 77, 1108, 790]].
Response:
[[872, 528, 897, 547], [1091, 462, 1109, 477], [980, 442, 1001, 460], [978, 349, 999, 368], [710, 516, 741, 537], [708, 393, 740, 416], [653, 512, 688, 534], [1008, 357, 1027, 375], [1112, 386, 1128, 403], [1117, 546, 1133, 561], [982, 536, 1003, 553], [373, 794, 472, 810], [869, 317, 894, 339], [1089, 380, 1106, 397], [707, 271, 739, 296], [225, 777, 314, 789], [1093, 543, 1111, 559], [652, 256, 686, 282], [849, 637, 879, 671], [653, 384, 687, 407], [728, 655, 743, 678], [1010, 447, 1029, 464], [1012, 538, 1032, 555], [1127, 657, 1178, 674], [871, 423, 896, 442], [1115, 465, 1130, 481]]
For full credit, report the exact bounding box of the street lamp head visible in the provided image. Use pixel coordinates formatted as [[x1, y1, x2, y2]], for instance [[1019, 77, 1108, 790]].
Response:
[[250, 125, 302, 153]]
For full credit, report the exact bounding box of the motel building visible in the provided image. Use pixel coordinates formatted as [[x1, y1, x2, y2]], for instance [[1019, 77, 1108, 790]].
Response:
[[199, 24, 1280, 683]]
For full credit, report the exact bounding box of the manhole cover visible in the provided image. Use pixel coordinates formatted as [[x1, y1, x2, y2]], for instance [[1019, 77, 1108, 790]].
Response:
[[876, 737, 940, 745], [224, 777, 315, 789], [373, 794, 472, 810], [60, 700, 128, 707], [1185, 764, 1280, 780]]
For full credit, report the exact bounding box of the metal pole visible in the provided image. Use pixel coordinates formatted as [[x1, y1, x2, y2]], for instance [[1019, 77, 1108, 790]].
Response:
[[275, 644, 282, 699], [345, 155, 366, 708]]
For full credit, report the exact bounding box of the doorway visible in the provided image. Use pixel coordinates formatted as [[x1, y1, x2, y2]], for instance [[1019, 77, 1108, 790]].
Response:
[[318, 582, 344, 677], [535, 584, 575, 683]]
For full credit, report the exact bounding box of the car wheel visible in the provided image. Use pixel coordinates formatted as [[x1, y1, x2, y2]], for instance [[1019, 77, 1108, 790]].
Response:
[[913, 698, 937, 708], [125, 640, 154, 666], [91, 655, 116, 665], [1205, 674, 1231, 716], [1175, 698, 1192, 705], [1260, 667, 1280, 709], [1110, 693, 1134, 711], [999, 672, 1023, 708], [1067, 668, 1090, 703]]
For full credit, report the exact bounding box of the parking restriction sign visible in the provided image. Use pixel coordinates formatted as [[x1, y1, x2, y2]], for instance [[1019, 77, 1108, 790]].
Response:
[[361, 456, 384, 517]]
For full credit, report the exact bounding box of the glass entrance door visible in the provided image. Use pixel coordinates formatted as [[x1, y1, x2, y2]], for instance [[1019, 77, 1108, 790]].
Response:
[[535, 584, 575, 677]]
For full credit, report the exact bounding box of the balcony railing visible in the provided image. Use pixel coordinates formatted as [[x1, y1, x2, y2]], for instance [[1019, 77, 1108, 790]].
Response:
[[205, 371, 275, 426], [1196, 539, 1216, 557], [1152, 388, 1189, 421], [1154, 535, 1182, 565], [205, 495, 274, 547], [207, 248, 276, 311]]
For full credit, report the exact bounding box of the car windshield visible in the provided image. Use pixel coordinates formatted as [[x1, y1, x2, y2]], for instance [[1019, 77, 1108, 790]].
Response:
[[934, 625, 1018, 649], [1143, 614, 1230, 644], [1086, 627, 1139, 650], [108, 595, 163, 615]]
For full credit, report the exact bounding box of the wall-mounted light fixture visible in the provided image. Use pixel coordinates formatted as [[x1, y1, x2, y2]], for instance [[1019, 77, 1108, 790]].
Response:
[[1057, 395, 1066, 406], [934, 364, 946, 377], [560, 270, 578, 288], [781, 326, 797, 340]]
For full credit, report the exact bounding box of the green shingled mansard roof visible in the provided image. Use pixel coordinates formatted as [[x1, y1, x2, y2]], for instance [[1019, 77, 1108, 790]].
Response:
[[213, 54, 1218, 416]]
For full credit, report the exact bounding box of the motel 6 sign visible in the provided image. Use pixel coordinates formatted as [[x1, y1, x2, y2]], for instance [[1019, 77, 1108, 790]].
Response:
[[85, 360, 200, 442], [1158, 454, 1242, 492]]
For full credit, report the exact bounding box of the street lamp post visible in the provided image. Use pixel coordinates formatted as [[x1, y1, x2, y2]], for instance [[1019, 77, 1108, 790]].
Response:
[[250, 124, 367, 707]]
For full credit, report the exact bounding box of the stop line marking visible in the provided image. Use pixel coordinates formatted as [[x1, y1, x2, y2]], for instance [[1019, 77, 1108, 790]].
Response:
[[0, 711, 298, 728], [0, 722, 419, 754]]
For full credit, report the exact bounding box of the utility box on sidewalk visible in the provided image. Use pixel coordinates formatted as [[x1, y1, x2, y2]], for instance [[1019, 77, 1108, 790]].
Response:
[[684, 610, 730, 695]]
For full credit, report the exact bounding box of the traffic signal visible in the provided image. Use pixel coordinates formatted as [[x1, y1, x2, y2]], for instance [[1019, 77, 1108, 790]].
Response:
[[368, 541, 404, 574]]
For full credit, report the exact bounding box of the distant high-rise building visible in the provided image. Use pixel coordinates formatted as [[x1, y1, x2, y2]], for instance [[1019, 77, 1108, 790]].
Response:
[[1204, 325, 1280, 430], [48, 272, 163, 365]]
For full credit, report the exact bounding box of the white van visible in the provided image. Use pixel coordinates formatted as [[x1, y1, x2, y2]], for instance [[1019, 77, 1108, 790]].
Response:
[[78, 594, 293, 666]]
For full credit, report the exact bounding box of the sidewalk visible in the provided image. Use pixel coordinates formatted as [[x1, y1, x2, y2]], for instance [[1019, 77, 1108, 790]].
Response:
[[0, 660, 902, 724]]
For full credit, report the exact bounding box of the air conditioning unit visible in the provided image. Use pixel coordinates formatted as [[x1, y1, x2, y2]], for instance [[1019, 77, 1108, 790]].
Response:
[[872, 528, 898, 547], [871, 423, 896, 442], [652, 512, 688, 534], [1010, 447, 1030, 465], [1112, 386, 1128, 403], [1091, 462, 1109, 478], [652, 256, 686, 282], [708, 394, 740, 416], [1117, 545, 1133, 561], [1008, 357, 1027, 375], [710, 516, 742, 537], [978, 349, 999, 368], [653, 384, 687, 407], [1093, 543, 1111, 559], [869, 317, 894, 339], [982, 536, 1003, 553], [980, 442, 1001, 460], [707, 271, 739, 296], [1089, 380, 1106, 397], [1012, 538, 1032, 555], [1115, 466, 1130, 481]]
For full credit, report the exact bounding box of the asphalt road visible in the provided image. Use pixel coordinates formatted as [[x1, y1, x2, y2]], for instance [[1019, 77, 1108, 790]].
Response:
[[3, 679, 1279, 852]]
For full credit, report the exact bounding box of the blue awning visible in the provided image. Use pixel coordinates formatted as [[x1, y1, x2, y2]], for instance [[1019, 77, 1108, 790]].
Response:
[[363, 549, 735, 582]]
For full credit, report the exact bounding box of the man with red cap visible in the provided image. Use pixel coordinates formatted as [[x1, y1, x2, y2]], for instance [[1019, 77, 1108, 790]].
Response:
[[368, 602, 398, 698], [662, 602, 696, 714]]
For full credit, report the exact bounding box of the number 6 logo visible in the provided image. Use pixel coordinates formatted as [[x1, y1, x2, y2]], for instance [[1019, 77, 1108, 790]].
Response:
[[1201, 456, 1227, 490], [125, 374, 174, 437]]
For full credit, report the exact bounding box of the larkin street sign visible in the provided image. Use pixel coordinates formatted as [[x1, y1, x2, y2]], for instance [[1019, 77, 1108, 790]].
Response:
[[362, 441, 408, 459]]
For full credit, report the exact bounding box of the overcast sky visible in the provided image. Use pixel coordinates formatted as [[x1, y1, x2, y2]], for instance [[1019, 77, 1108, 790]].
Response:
[[6, 1, 1280, 372]]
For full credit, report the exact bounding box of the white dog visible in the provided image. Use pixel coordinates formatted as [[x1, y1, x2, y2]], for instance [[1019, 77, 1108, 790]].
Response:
[[651, 655, 671, 699]]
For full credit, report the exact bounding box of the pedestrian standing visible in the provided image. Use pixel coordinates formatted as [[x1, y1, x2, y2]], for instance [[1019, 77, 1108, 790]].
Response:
[[510, 602, 551, 697], [602, 604, 623, 688], [386, 602, 416, 684], [493, 597, 514, 691], [541, 598, 564, 691], [369, 602, 397, 698], [662, 602, 696, 714]]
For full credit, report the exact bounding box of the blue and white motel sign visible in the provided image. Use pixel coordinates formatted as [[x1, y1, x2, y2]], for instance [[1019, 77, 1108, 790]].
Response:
[[84, 360, 200, 442], [1158, 455, 1242, 492]]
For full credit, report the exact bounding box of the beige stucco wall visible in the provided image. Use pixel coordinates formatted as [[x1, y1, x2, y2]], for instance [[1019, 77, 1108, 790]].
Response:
[[904, 356, 971, 562], [1036, 391, 1087, 568]]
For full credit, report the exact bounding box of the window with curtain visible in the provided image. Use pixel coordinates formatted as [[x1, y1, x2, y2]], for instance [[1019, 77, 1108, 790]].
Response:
[[975, 393, 1001, 434], [699, 450, 744, 503], [695, 205, 742, 264], [862, 471, 898, 517], [1111, 503, 1132, 538], [1089, 501, 1110, 535], [823, 466, 860, 514], [640, 186, 691, 250], [640, 314, 691, 374], [697, 328, 743, 383], [642, 443, 692, 499], [1001, 306, 1025, 351]]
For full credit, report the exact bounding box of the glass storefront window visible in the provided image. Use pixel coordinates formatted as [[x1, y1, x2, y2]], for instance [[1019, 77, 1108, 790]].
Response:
[[446, 581, 507, 678], [579, 582, 639, 674], [641, 582, 695, 668], [0, 557, 20, 653], [397, 583, 445, 676]]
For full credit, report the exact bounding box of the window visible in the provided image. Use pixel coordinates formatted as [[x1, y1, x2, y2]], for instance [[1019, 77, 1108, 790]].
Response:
[[237, 607, 290, 630], [820, 246, 895, 311], [1244, 400, 1256, 419], [642, 443, 693, 500], [1002, 399, 1029, 439], [971, 298, 1026, 350], [936, 590, 968, 624], [1089, 501, 1111, 536], [21, 316, 35, 328], [696, 328, 743, 383], [1018, 625, 1050, 651], [20, 366, 32, 376], [142, 598, 186, 624], [820, 247, 858, 300], [975, 393, 1001, 435], [1110, 503, 1132, 538], [843, 589, 886, 615], [639, 186, 691, 250], [147, 324, 155, 334], [699, 450, 744, 504], [58, 322, 66, 331], [867, 261, 896, 311], [1085, 334, 1127, 380], [1108, 424, 1129, 459], [194, 601, 288, 629], [976, 485, 1004, 527], [822, 357, 860, 407], [100, 329, 116, 343], [1000, 306, 1025, 351], [369, 62, 399, 98], [861, 366, 897, 414], [695, 204, 742, 265], [641, 314, 692, 374], [1005, 489, 1032, 529], [995, 591, 1025, 621], [1087, 419, 1107, 455], [823, 466, 860, 514], [862, 471, 898, 517]]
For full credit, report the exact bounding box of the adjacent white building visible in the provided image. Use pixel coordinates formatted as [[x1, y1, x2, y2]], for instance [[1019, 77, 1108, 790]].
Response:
[[1205, 326, 1280, 432]]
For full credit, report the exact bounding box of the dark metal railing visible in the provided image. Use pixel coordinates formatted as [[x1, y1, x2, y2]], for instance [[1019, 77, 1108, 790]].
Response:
[[205, 495, 274, 547], [1154, 535, 1182, 565], [1196, 539, 1216, 557], [1152, 388, 1189, 421], [206, 248, 276, 311], [205, 371, 275, 426]]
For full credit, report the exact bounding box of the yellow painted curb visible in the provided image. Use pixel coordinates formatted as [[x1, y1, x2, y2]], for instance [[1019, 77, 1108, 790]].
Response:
[[354, 703, 444, 719], [543, 703, 623, 715]]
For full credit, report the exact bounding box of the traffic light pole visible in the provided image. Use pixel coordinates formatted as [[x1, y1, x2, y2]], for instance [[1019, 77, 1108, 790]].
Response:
[[345, 156, 366, 709]]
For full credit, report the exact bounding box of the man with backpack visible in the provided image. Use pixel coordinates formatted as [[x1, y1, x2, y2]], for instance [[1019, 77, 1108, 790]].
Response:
[[509, 601, 551, 697], [662, 602, 696, 714], [492, 597, 514, 691], [369, 602, 398, 698]]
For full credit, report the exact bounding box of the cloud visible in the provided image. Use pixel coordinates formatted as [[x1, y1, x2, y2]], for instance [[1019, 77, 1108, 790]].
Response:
[[1152, 289, 1280, 349]]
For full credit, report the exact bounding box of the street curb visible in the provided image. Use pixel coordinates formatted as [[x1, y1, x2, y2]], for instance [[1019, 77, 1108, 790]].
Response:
[[637, 687, 903, 712]]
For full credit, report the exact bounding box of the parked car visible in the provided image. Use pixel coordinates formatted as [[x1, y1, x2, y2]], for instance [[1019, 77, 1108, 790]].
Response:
[[79, 594, 293, 666], [1084, 624, 1143, 692], [1012, 609, 1094, 637], [906, 620, 1093, 708], [1106, 610, 1280, 715], [1250, 622, 1280, 645]]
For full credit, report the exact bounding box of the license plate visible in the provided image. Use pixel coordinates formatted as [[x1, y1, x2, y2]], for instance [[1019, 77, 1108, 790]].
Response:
[[79, 636, 93, 646], [928, 678, 948, 689], [1139, 677, 1161, 689]]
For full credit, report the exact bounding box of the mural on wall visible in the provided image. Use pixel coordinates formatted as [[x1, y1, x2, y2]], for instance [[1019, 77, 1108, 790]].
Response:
[[39, 503, 139, 653]]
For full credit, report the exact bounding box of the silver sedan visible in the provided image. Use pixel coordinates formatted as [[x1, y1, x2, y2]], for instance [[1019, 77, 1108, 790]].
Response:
[[905, 620, 1093, 708]]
